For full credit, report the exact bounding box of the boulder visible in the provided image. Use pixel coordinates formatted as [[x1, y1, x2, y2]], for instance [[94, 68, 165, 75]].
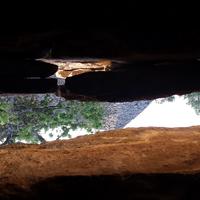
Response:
[[1, 127, 200, 198]]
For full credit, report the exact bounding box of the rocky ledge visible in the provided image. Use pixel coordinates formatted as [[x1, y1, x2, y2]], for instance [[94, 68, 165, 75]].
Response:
[[1, 127, 200, 199]]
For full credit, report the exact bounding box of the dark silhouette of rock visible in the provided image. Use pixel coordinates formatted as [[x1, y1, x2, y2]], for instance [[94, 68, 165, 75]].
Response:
[[1, 30, 200, 60], [0, 60, 58, 78], [1, 174, 199, 200], [26, 175, 200, 200], [63, 61, 200, 102], [0, 79, 57, 94]]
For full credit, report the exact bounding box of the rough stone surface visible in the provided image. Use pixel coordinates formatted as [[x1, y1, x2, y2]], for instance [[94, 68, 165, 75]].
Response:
[[1, 127, 200, 186], [1, 126, 200, 198]]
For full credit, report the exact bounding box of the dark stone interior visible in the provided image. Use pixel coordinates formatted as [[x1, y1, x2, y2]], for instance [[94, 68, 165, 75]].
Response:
[[1, 175, 200, 200]]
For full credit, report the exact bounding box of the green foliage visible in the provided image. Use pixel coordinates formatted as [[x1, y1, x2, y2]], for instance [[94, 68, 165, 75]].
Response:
[[0, 95, 104, 144], [16, 126, 40, 143], [184, 92, 200, 115], [0, 112, 9, 126], [0, 102, 12, 125]]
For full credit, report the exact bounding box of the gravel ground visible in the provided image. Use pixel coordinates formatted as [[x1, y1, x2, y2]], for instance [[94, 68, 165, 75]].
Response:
[[101, 101, 151, 130]]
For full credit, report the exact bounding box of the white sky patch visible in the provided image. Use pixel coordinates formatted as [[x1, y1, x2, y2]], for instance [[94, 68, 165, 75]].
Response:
[[39, 127, 96, 141], [125, 95, 200, 128]]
